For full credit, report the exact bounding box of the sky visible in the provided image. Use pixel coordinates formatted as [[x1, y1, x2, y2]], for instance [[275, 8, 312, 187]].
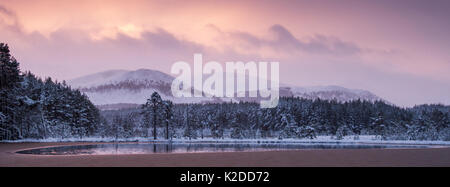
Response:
[[0, 0, 449, 107]]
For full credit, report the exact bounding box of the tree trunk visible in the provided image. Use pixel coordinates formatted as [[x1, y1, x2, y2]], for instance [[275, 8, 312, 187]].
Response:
[[153, 107, 157, 140], [166, 122, 169, 140]]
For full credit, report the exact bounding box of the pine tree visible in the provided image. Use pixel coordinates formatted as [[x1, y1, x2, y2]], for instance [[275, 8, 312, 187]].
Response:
[[163, 100, 173, 140], [371, 113, 386, 139], [0, 43, 22, 140], [211, 106, 226, 139], [142, 92, 163, 140], [279, 113, 297, 139], [0, 43, 21, 89]]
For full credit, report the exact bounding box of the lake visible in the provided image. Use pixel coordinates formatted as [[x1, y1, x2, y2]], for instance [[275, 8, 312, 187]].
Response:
[[15, 142, 435, 155]]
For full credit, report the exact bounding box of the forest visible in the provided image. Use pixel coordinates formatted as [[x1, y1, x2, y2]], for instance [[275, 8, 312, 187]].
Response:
[[1, 43, 449, 141], [0, 43, 100, 140], [101, 96, 450, 141]]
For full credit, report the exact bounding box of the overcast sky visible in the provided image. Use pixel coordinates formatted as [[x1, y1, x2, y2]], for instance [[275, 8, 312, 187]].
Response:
[[0, 0, 449, 106]]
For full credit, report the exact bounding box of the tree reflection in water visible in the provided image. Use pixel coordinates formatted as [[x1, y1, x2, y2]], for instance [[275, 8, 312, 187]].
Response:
[[16, 142, 432, 155]]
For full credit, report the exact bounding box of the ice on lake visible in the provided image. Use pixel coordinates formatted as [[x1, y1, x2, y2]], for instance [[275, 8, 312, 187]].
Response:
[[15, 142, 436, 155]]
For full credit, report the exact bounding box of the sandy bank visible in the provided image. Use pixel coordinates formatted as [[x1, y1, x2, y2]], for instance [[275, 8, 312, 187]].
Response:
[[1, 142, 449, 167]]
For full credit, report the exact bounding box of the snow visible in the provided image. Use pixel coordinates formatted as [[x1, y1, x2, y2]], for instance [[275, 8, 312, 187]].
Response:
[[3, 135, 450, 145], [291, 85, 368, 96], [68, 69, 130, 88], [68, 69, 174, 88], [66, 69, 386, 108], [288, 85, 383, 103], [84, 88, 217, 105]]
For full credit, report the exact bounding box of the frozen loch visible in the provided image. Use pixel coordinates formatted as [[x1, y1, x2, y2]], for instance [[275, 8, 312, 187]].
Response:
[[16, 142, 435, 155]]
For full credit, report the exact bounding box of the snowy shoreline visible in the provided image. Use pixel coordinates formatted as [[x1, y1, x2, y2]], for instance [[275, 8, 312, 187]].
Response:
[[2, 135, 450, 145]]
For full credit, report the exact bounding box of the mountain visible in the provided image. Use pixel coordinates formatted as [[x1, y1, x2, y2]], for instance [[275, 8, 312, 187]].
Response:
[[68, 69, 385, 110], [69, 69, 173, 88], [286, 85, 383, 103], [68, 69, 219, 109]]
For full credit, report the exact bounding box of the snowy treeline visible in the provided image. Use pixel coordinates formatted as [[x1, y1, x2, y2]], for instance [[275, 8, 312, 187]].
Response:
[[1, 43, 449, 141], [79, 80, 172, 96], [101, 97, 450, 141], [0, 43, 100, 140]]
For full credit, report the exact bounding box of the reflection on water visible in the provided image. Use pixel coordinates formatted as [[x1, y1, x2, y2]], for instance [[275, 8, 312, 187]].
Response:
[[16, 142, 433, 155]]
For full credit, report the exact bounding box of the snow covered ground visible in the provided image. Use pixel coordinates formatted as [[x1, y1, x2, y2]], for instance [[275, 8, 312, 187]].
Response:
[[3, 135, 450, 145]]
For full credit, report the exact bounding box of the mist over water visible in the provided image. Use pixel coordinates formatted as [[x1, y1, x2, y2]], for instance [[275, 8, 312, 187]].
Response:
[[16, 143, 433, 155]]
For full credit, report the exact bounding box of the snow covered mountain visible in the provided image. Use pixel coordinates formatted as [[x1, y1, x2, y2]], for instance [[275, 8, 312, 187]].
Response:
[[285, 85, 383, 103], [68, 69, 219, 109], [68, 69, 384, 109], [69, 69, 173, 88]]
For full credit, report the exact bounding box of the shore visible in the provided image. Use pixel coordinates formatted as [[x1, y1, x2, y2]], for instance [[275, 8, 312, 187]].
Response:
[[1, 142, 449, 167]]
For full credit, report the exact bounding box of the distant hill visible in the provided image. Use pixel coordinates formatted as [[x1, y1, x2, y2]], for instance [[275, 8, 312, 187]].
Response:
[[68, 69, 385, 110]]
